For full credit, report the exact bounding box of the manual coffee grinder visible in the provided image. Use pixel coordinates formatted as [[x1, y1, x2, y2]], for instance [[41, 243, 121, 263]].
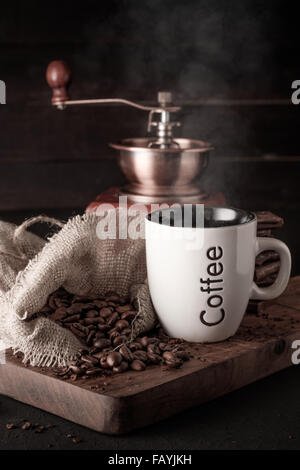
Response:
[[46, 60, 225, 210]]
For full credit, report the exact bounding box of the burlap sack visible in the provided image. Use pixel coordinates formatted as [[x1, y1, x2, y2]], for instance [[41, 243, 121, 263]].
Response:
[[0, 210, 156, 367]]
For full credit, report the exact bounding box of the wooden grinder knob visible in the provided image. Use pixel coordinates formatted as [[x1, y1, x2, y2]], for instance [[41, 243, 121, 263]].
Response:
[[46, 60, 72, 105]]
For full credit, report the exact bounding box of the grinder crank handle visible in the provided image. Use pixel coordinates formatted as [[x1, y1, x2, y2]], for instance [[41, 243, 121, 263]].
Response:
[[46, 60, 181, 112], [46, 60, 72, 108]]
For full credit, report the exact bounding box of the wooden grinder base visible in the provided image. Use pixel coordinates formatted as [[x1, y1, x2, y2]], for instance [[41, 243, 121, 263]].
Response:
[[0, 277, 300, 434], [85, 187, 226, 212]]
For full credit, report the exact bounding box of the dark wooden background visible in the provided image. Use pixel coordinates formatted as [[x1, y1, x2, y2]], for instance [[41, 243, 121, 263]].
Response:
[[0, 0, 299, 262]]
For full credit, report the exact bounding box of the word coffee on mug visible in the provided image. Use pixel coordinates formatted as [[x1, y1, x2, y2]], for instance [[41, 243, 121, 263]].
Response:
[[199, 245, 225, 327], [145, 205, 291, 343]]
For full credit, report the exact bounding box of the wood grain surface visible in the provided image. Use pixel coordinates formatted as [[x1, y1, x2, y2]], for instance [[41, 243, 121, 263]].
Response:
[[0, 277, 299, 434]]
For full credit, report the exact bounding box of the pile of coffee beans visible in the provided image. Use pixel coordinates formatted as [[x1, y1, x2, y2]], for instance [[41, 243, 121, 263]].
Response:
[[42, 288, 190, 379]]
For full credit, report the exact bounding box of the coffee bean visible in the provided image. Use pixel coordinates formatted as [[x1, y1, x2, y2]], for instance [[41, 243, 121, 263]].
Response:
[[147, 352, 161, 364], [121, 311, 136, 321], [6, 423, 15, 430], [86, 330, 95, 346], [131, 360, 146, 371], [116, 304, 131, 313], [34, 425, 46, 434], [122, 328, 131, 336], [108, 328, 120, 340], [158, 342, 170, 351], [175, 350, 190, 361], [63, 314, 81, 323], [72, 295, 95, 303], [70, 325, 86, 338], [73, 323, 89, 334], [84, 317, 98, 326], [163, 351, 182, 368], [93, 338, 111, 349], [140, 336, 149, 348], [147, 343, 160, 355], [86, 310, 98, 318], [67, 303, 86, 315], [95, 317, 105, 324], [135, 337, 146, 349], [99, 356, 111, 369], [169, 338, 181, 345], [95, 331, 105, 339], [48, 294, 57, 310], [92, 351, 105, 360], [81, 355, 99, 365], [115, 319, 129, 331], [85, 368, 103, 376], [99, 307, 114, 318], [129, 341, 142, 351], [69, 365, 83, 376], [53, 366, 70, 376], [55, 299, 69, 309], [22, 421, 32, 430], [68, 360, 78, 366], [106, 352, 122, 368], [97, 323, 110, 332], [105, 294, 121, 303], [72, 437, 82, 444], [157, 327, 169, 339], [102, 347, 112, 354], [80, 303, 97, 311], [113, 361, 129, 373], [162, 351, 175, 361], [133, 350, 148, 362], [51, 307, 68, 321], [147, 337, 160, 344], [93, 300, 108, 309], [165, 358, 183, 368], [113, 335, 127, 347], [107, 312, 119, 327], [119, 345, 134, 362]]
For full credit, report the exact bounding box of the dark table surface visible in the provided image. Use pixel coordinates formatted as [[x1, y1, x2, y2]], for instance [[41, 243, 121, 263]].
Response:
[[0, 207, 299, 451]]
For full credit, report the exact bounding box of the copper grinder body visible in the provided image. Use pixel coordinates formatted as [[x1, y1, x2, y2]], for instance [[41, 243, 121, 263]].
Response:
[[110, 137, 213, 203]]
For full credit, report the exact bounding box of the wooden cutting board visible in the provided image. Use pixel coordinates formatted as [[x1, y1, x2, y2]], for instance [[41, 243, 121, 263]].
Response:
[[1, 277, 300, 435]]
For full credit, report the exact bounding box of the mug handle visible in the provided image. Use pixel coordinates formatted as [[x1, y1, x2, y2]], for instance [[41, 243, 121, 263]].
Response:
[[250, 237, 291, 300]]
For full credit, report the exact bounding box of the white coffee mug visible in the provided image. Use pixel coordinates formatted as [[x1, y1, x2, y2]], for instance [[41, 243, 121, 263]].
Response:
[[145, 206, 291, 343]]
